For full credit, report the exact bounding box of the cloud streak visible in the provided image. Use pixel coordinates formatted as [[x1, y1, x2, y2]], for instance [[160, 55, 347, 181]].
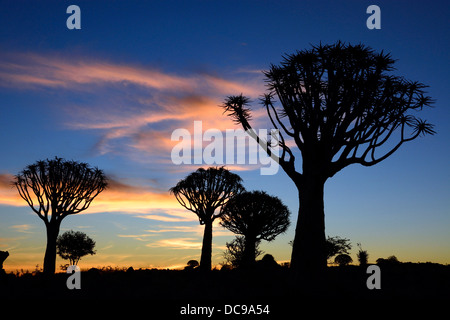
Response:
[[0, 173, 192, 221], [0, 52, 263, 95], [0, 52, 269, 170]]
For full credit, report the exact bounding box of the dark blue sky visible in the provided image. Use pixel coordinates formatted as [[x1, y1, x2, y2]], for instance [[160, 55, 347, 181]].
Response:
[[0, 0, 448, 270]]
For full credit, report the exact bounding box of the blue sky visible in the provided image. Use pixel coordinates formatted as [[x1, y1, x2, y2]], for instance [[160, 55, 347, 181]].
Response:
[[0, 0, 449, 271]]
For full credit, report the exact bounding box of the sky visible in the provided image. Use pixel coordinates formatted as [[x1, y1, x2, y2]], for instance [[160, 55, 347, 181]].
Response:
[[0, 0, 449, 272]]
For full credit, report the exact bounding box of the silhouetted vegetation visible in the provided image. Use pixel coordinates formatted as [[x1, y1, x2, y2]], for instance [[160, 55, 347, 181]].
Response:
[[290, 235, 353, 264], [1, 262, 449, 303], [170, 167, 244, 271], [357, 243, 369, 267], [222, 236, 264, 269], [376, 255, 401, 267], [220, 191, 290, 267], [14, 157, 107, 275], [325, 236, 352, 261], [0, 251, 8, 274], [184, 260, 199, 270], [334, 254, 353, 266], [222, 41, 435, 279], [56, 230, 96, 266]]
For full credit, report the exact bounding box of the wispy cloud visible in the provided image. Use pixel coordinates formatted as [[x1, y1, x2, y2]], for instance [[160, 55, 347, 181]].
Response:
[[79, 178, 187, 216], [0, 52, 263, 95], [0, 173, 185, 218], [144, 238, 227, 251], [0, 173, 22, 207], [0, 52, 269, 172], [9, 224, 34, 234], [145, 238, 203, 250]]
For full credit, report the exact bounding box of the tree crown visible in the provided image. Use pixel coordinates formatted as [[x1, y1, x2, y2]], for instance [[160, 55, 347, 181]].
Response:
[[222, 42, 435, 180], [56, 230, 96, 265], [14, 157, 108, 224], [220, 190, 291, 241], [169, 166, 244, 224]]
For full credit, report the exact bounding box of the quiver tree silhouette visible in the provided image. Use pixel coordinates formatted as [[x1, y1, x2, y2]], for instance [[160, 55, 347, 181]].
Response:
[[14, 157, 107, 275], [220, 191, 290, 268], [170, 167, 244, 271], [56, 230, 96, 266], [222, 42, 435, 279]]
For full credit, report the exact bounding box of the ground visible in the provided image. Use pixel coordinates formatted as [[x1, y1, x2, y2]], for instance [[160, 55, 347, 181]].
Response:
[[0, 263, 448, 315]]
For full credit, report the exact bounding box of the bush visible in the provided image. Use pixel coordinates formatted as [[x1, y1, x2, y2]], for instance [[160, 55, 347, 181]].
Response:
[[334, 254, 353, 266]]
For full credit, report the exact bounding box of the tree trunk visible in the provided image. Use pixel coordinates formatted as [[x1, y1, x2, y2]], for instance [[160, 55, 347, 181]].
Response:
[[43, 221, 61, 275], [290, 174, 327, 282], [199, 219, 213, 271], [242, 235, 257, 268]]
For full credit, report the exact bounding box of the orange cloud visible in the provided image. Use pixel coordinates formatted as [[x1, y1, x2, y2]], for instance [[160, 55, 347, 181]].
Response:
[[0, 52, 263, 96], [0, 173, 22, 207], [83, 178, 185, 216], [0, 173, 191, 219], [0, 173, 237, 226], [145, 238, 203, 250]]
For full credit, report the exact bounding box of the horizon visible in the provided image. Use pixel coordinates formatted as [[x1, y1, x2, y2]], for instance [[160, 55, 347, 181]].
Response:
[[1, 0, 449, 273]]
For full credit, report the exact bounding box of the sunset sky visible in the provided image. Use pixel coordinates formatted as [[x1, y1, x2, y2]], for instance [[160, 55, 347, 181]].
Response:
[[0, 0, 449, 272]]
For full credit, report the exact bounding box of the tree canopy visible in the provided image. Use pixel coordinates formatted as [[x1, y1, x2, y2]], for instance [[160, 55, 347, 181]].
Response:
[[15, 157, 108, 224], [222, 41, 435, 180], [56, 230, 96, 266], [220, 190, 291, 242], [170, 166, 244, 225]]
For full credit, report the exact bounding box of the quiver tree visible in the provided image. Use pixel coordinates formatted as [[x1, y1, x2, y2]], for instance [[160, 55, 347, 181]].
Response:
[[170, 167, 244, 271], [222, 42, 435, 278], [220, 191, 290, 268], [14, 157, 107, 275]]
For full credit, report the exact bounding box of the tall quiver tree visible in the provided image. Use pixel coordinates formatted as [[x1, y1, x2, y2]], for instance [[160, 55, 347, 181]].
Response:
[[220, 191, 290, 268], [170, 167, 244, 271], [14, 157, 107, 275], [222, 42, 435, 279]]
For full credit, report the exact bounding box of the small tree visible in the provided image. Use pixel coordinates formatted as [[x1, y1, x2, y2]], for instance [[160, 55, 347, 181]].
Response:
[[185, 260, 199, 270], [56, 230, 96, 266], [334, 254, 353, 267], [220, 191, 290, 268], [14, 157, 107, 275], [170, 167, 244, 271], [326, 236, 352, 261]]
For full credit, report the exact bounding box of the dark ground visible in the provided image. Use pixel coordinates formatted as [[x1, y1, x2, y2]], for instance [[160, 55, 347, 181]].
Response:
[[1, 263, 448, 315]]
